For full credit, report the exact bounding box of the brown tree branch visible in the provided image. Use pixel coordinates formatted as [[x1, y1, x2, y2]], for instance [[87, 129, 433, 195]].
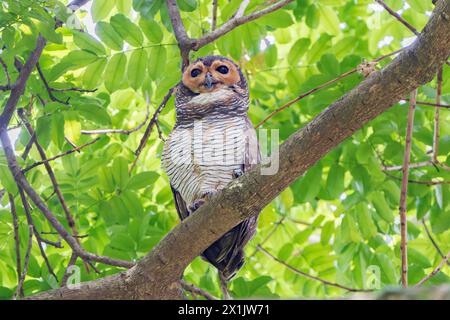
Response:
[[416, 250, 450, 286], [22, 138, 100, 173], [375, 0, 420, 36], [211, 0, 218, 31], [422, 218, 450, 266], [0, 130, 134, 270], [165, 0, 293, 68], [399, 90, 417, 288], [0, 57, 11, 90], [8, 193, 23, 297], [25, 1, 450, 300], [18, 187, 59, 280], [81, 100, 150, 135], [0, 35, 47, 129], [192, 0, 293, 51], [256, 48, 404, 128], [180, 280, 218, 300], [130, 87, 175, 173], [13, 225, 33, 300], [432, 66, 442, 162], [18, 110, 82, 242]]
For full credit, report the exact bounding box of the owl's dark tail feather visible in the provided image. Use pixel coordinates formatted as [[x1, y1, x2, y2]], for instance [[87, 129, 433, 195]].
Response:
[[202, 216, 257, 278]]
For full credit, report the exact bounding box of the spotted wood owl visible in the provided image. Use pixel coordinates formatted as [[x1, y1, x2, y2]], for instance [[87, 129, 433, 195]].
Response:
[[162, 56, 260, 280]]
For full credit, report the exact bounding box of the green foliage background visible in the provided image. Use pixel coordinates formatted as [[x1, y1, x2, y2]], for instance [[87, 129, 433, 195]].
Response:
[[0, 0, 449, 299]]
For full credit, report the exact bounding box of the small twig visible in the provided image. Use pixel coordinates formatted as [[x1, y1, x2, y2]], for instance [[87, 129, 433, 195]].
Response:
[[257, 245, 373, 292], [422, 219, 450, 266], [415, 251, 450, 286], [19, 187, 59, 281], [219, 273, 231, 300], [192, 0, 294, 51], [21, 130, 36, 162], [49, 87, 97, 93], [0, 57, 11, 90], [432, 67, 442, 162], [155, 120, 166, 142], [8, 193, 23, 297], [256, 48, 404, 128], [383, 160, 433, 172], [36, 63, 69, 105], [13, 225, 33, 300], [211, 0, 218, 31], [61, 252, 78, 287], [249, 217, 286, 258], [403, 99, 450, 109], [180, 280, 218, 300], [130, 87, 175, 173], [375, 0, 420, 36], [22, 138, 100, 173], [81, 101, 150, 135], [399, 90, 417, 288], [384, 172, 450, 185]]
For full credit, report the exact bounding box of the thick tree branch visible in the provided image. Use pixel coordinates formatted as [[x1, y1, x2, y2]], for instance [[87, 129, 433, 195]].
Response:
[[26, 1, 450, 300]]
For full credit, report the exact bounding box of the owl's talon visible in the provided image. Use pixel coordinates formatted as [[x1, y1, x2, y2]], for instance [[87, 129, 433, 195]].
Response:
[[233, 168, 244, 179], [189, 199, 206, 212], [202, 191, 217, 199]]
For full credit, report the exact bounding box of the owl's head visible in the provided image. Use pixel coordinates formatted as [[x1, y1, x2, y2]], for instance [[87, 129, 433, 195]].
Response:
[[181, 56, 247, 94]]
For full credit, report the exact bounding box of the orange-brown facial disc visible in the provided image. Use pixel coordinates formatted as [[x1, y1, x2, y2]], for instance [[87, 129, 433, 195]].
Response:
[[209, 60, 240, 86], [182, 61, 206, 93]]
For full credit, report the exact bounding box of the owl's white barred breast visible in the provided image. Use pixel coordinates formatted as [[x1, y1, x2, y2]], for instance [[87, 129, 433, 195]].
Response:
[[162, 116, 249, 208]]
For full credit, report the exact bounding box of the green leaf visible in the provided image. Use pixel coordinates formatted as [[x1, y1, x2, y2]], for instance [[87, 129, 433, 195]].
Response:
[[320, 221, 334, 245], [110, 13, 144, 47], [116, 0, 132, 14], [325, 165, 345, 199], [147, 46, 166, 80], [35, 116, 52, 149], [317, 54, 340, 77], [265, 44, 278, 68], [128, 49, 148, 90], [98, 167, 115, 193], [77, 103, 111, 126], [83, 58, 107, 89], [258, 10, 294, 28], [355, 203, 378, 239], [126, 171, 159, 190], [288, 38, 310, 66], [0, 156, 18, 194], [113, 157, 129, 190], [105, 53, 127, 93], [139, 18, 163, 43], [430, 206, 450, 234], [95, 22, 124, 51], [91, 0, 115, 22], [371, 191, 394, 223], [64, 112, 81, 143], [306, 5, 320, 29], [318, 5, 340, 36], [72, 30, 105, 55], [61, 50, 99, 69], [51, 113, 65, 149]]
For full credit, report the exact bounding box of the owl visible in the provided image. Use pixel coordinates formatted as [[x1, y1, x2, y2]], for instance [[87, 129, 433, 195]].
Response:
[[162, 56, 260, 281]]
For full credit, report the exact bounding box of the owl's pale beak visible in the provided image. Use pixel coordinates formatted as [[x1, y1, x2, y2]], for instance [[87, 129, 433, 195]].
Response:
[[204, 72, 215, 89]]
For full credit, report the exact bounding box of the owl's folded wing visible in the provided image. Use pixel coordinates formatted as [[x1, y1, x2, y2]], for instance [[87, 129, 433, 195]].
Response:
[[170, 184, 190, 221]]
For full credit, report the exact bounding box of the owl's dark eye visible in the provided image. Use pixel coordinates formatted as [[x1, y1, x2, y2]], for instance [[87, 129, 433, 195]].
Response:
[[216, 65, 229, 74], [190, 69, 202, 77]]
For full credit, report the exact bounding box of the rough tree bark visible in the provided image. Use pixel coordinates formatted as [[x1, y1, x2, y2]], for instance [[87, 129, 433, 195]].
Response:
[[28, 1, 450, 299]]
